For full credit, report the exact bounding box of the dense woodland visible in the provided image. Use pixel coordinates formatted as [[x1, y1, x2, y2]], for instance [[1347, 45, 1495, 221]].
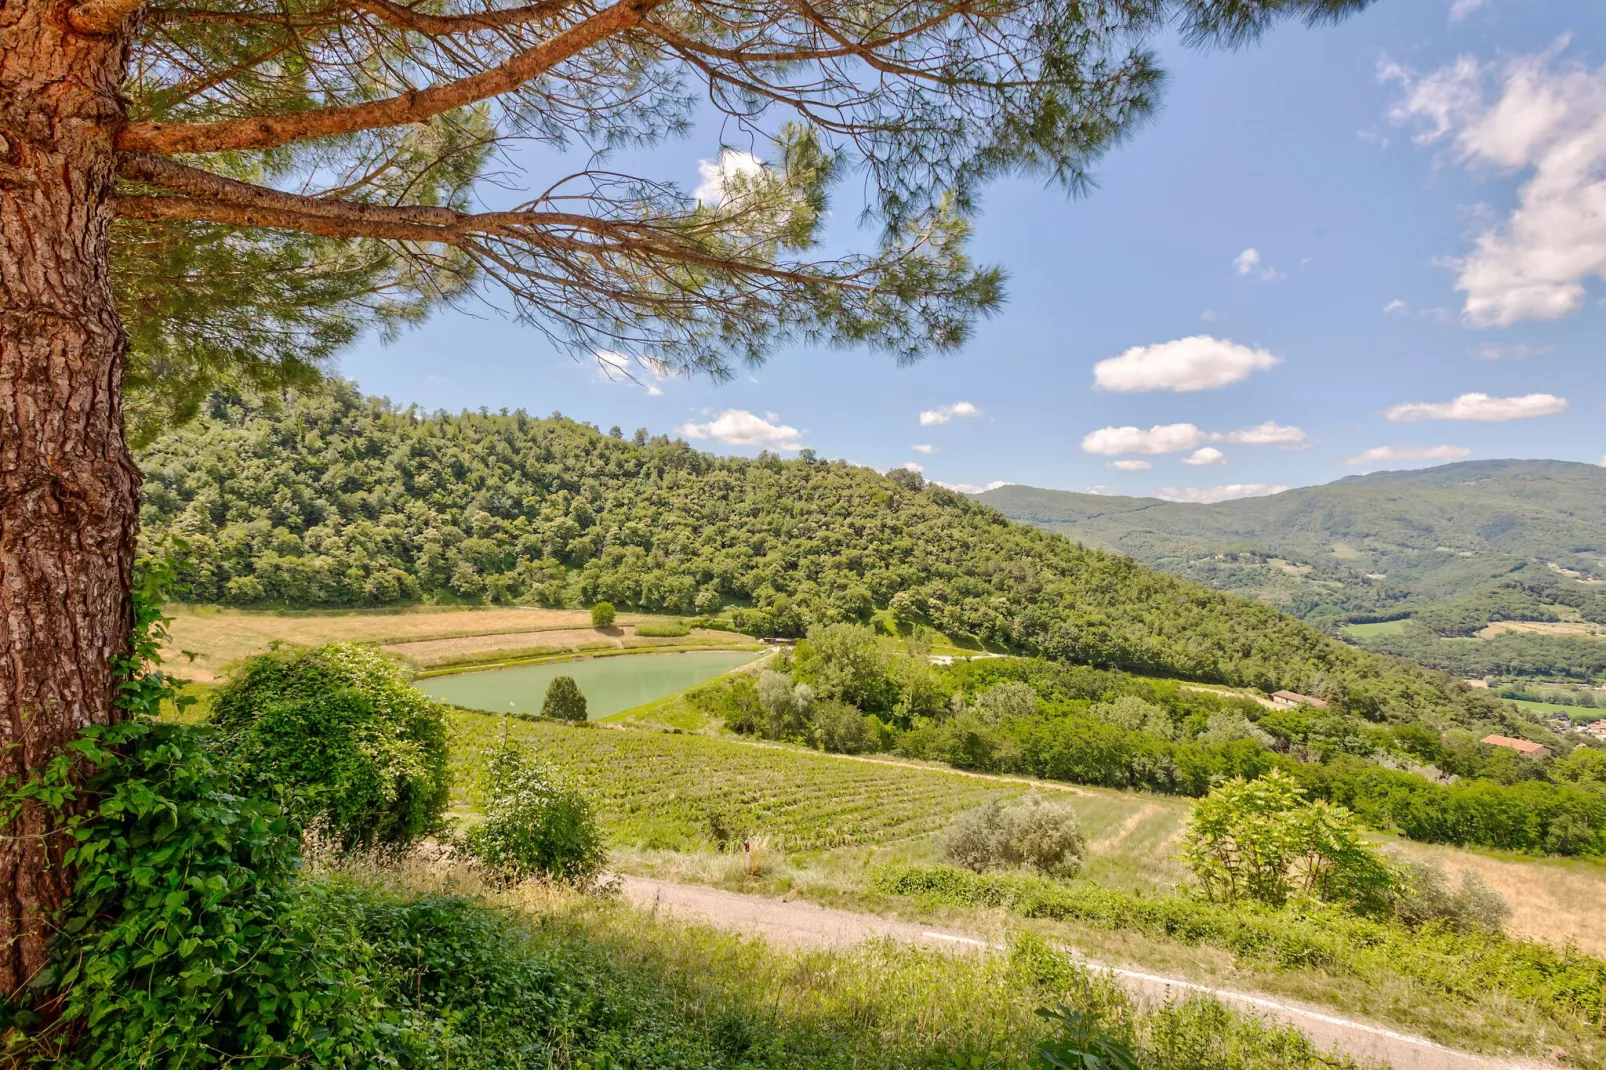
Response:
[[141, 386, 1526, 739]]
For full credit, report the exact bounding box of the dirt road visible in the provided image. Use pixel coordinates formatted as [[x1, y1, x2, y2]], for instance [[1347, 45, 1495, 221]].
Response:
[[616, 875, 1552, 1070]]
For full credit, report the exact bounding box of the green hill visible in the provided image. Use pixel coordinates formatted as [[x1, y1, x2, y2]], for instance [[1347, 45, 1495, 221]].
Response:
[[138, 384, 1521, 733], [977, 464, 1606, 683]]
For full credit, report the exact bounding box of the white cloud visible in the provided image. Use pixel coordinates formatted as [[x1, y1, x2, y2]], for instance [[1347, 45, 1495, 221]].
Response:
[[1385, 392, 1568, 421], [694, 149, 767, 206], [595, 348, 671, 391], [1346, 444, 1472, 465], [1233, 247, 1282, 281], [1155, 484, 1289, 504], [1220, 421, 1307, 445], [678, 409, 803, 450], [1384, 298, 1409, 314], [919, 401, 980, 426], [1385, 45, 1606, 326], [1084, 485, 1125, 496], [901, 461, 924, 473], [1475, 342, 1550, 359], [1082, 420, 1306, 456], [912, 444, 938, 454], [1449, 0, 1485, 22], [1109, 459, 1152, 471], [935, 479, 1012, 494], [1182, 447, 1227, 466], [1082, 423, 1209, 456], [1599, 455, 1606, 467], [1092, 336, 1281, 393]]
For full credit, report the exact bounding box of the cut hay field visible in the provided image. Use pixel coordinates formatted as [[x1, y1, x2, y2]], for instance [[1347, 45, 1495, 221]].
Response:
[[1478, 619, 1606, 640], [161, 605, 750, 681]]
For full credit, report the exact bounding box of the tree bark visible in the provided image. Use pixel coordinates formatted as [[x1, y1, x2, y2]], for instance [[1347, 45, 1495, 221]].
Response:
[[0, 0, 138, 1004]]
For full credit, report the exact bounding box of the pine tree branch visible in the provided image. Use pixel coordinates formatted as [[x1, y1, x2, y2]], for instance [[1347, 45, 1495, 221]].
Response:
[[69, 0, 151, 33], [347, 0, 574, 36], [112, 187, 881, 290], [116, 0, 664, 155]]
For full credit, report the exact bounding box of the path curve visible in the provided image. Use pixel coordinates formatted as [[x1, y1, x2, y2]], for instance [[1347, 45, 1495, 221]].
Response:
[[616, 875, 1552, 1070]]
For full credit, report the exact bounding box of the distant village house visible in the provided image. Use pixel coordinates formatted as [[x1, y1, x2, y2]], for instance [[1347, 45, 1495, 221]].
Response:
[[1480, 734, 1552, 759], [1270, 690, 1329, 710]]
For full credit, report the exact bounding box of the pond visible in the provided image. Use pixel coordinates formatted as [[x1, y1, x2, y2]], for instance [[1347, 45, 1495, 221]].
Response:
[[415, 649, 763, 720]]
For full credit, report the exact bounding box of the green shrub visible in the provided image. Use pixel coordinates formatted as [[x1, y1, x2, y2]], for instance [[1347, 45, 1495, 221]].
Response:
[[209, 643, 450, 851], [1391, 857, 1512, 933], [36, 720, 383, 1069], [810, 698, 875, 754], [543, 675, 588, 721], [1182, 771, 1393, 914], [757, 669, 813, 739], [945, 797, 1086, 879], [634, 618, 691, 637], [590, 601, 616, 627], [466, 734, 605, 884]]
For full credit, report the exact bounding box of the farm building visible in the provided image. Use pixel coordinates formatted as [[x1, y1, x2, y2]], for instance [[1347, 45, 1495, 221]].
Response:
[[1270, 690, 1329, 709]]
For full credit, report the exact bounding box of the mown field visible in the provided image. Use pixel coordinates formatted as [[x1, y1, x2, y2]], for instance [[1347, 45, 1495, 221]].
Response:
[[163, 605, 755, 681]]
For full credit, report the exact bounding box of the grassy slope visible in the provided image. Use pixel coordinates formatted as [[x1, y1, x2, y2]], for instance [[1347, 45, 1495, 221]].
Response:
[[440, 705, 1606, 1065]]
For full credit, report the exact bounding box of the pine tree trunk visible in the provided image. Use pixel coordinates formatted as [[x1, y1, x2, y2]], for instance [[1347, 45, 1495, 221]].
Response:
[[0, 3, 138, 1002]]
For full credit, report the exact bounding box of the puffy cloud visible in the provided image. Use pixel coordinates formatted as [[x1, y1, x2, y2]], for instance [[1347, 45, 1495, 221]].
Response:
[[1385, 392, 1568, 421], [1220, 421, 1306, 445], [1155, 484, 1289, 504], [1385, 45, 1606, 326], [919, 401, 980, 426], [1182, 447, 1227, 466], [1346, 444, 1472, 465], [1475, 342, 1551, 359], [1384, 298, 1409, 314], [1083, 485, 1124, 496], [901, 461, 924, 473], [694, 149, 767, 205], [595, 348, 670, 391], [1109, 459, 1152, 471], [912, 443, 938, 454], [678, 409, 803, 450], [1082, 423, 1208, 456], [1449, 0, 1485, 22], [1233, 248, 1282, 281], [936, 479, 1011, 494], [1092, 336, 1281, 393], [1600, 455, 1606, 467], [1081, 420, 1306, 456]]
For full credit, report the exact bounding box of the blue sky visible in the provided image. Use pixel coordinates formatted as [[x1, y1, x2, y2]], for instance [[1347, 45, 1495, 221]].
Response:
[[341, 0, 1606, 502]]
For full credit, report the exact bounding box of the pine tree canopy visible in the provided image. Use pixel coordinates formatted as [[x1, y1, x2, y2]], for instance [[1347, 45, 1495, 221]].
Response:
[[108, 0, 1373, 436]]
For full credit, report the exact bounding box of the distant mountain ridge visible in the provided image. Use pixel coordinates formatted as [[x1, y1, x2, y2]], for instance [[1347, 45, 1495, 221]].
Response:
[[977, 461, 1606, 682]]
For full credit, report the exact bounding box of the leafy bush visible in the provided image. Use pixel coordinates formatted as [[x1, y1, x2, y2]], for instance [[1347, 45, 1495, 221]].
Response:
[[466, 733, 605, 884], [945, 797, 1086, 879], [634, 618, 691, 637], [757, 669, 814, 738], [209, 643, 450, 851], [543, 675, 588, 721], [590, 601, 616, 627], [810, 698, 875, 754], [1182, 771, 1394, 914], [30, 720, 383, 1069], [1391, 857, 1512, 933]]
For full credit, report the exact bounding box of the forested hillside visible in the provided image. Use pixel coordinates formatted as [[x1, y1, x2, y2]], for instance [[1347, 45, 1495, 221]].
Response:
[[139, 384, 1520, 733], [978, 465, 1606, 682]]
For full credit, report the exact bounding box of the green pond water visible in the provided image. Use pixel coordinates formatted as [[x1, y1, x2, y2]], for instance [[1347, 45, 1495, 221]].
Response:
[[416, 650, 761, 719]]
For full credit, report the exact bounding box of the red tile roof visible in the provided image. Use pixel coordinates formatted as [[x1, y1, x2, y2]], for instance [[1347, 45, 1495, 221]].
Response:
[[1480, 734, 1550, 756]]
